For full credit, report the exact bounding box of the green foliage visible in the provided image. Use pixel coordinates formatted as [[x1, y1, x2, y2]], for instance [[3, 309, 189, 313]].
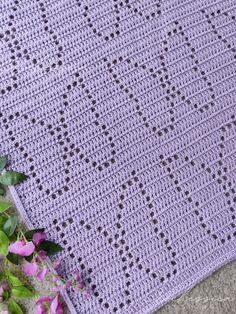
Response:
[[0, 230, 9, 256], [0, 201, 11, 213], [0, 158, 70, 311], [0, 171, 28, 186], [3, 215, 18, 236], [0, 155, 8, 172], [24, 228, 44, 240], [11, 286, 34, 299], [0, 185, 5, 196], [37, 240, 63, 256], [6, 271, 23, 287], [0, 216, 7, 229], [2, 289, 10, 301], [7, 252, 19, 265], [3, 272, 34, 302], [8, 300, 24, 314], [24, 253, 34, 262]]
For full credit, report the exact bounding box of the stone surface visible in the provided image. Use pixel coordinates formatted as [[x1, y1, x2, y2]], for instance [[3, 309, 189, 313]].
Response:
[[157, 261, 236, 314]]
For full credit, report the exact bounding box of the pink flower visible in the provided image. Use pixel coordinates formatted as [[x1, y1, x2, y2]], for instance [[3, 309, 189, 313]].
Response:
[[77, 281, 86, 289], [52, 278, 64, 293], [1, 282, 9, 290], [0, 281, 9, 295], [36, 295, 64, 314], [35, 304, 46, 314], [9, 240, 35, 256], [0, 281, 9, 302], [39, 250, 47, 259], [72, 271, 90, 297], [36, 296, 53, 304], [23, 261, 38, 276], [74, 271, 86, 289], [75, 271, 81, 282], [36, 297, 53, 314], [23, 254, 49, 281], [33, 232, 47, 246], [53, 258, 62, 270], [37, 266, 49, 281], [35, 250, 47, 263], [51, 277, 72, 293], [65, 280, 72, 289], [50, 295, 64, 314], [83, 287, 90, 299]]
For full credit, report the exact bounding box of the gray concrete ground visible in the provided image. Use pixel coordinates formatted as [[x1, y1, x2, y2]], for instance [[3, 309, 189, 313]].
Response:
[[157, 261, 236, 314]]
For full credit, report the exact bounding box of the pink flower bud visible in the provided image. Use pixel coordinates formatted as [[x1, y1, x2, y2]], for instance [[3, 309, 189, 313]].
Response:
[[33, 232, 47, 246], [65, 280, 72, 289], [53, 258, 62, 270], [23, 261, 38, 276], [37, 266, 49, 281], [35, 304, 47, 314], [36, 296, 53, 305], [83, 288, 91, 299], [50, 294, 64, 314], [35, 250, 47, 264]]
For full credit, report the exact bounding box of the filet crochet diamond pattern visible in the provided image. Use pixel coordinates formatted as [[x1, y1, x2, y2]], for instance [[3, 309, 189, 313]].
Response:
[[0, 0, 236, 313]]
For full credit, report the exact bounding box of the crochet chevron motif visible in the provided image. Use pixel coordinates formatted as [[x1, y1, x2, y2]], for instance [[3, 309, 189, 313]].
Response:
[[0, 0, 236, 313]]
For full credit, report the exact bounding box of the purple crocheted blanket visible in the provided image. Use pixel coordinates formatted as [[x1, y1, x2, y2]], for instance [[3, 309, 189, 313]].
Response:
[[1, 0, 236, 313]]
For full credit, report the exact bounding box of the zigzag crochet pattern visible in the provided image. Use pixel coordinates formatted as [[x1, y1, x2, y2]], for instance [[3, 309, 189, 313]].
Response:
[[0, 0, 236, 313]]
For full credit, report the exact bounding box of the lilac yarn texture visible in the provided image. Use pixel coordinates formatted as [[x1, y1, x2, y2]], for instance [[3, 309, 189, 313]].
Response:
[[1, 0, 236, 313]]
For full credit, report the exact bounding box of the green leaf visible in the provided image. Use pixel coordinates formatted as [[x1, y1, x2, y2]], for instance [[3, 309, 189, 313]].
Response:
[[11, 286, 34, 299], [8, 232, 17, 242], [37, 240, 63, 256], [8, 300, 24, 314], [6, 271, 23, 287], [0, 230, 9, 256], [0, 156, 8, 172], [24, 253, 34, 262], [0, 171, 28, 186], [0, 185, 5, 196], [3, 290, 10, 301], [24, 228, 44, 240], [7, 252, 19, 265], [3, 215, 18, 236], [0, 201, 11, 213], [0, 216, 7, 229]]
